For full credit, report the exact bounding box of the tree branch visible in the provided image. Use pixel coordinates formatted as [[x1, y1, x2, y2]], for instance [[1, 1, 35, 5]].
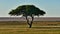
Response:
[[26, 16, 30, 25]]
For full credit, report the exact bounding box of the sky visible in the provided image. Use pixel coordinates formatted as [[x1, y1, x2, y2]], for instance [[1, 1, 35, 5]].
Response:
[[0, 0, 60, 17]]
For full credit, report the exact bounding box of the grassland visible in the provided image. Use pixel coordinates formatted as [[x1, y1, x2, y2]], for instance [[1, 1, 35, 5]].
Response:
[[0, 21, 60, 34]]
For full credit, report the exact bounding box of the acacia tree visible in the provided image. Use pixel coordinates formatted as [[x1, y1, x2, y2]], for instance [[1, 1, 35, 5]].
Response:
[[9, 5, 46, 28]]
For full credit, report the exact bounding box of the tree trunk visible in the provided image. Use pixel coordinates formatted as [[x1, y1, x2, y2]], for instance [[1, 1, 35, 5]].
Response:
[[26, 16, 34, 28], [29, 16, 34, 28], [26, 16, 30, 25]]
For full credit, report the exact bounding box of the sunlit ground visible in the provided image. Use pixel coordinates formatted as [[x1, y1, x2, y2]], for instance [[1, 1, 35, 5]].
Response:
[[0, 21, 60, 34]]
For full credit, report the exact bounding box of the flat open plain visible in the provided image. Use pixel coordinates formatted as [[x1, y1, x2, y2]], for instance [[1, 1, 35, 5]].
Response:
[[0, 21, 60, 34]]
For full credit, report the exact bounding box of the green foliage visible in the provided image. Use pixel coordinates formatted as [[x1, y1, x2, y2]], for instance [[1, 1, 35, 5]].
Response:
[[9, 5, 46, 28], [9, 5, 46, 16]]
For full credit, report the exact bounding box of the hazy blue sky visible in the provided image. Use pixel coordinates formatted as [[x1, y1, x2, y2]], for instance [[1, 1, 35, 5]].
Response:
[[0, 0, 60, 17]]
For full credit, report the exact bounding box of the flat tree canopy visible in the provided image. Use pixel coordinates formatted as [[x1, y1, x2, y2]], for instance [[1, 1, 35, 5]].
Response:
[[9, 5, 46, 28]]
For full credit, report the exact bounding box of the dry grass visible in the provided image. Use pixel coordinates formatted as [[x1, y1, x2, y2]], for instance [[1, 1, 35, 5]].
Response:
[[0, 21, 60, 34]]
